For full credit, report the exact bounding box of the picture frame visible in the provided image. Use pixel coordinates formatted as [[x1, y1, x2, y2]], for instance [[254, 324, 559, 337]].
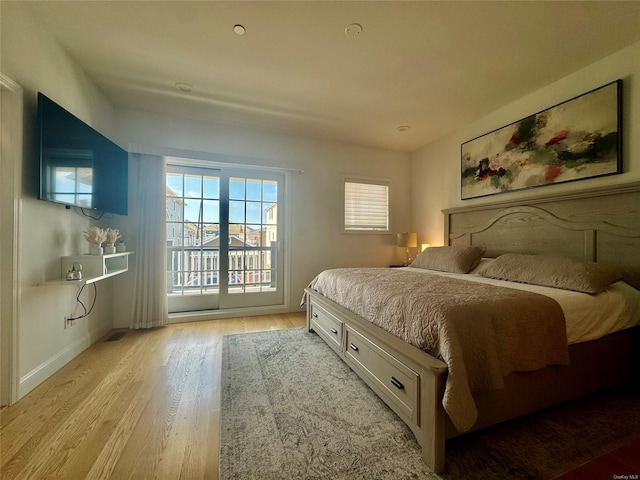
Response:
[[461, 80, 622, 200]]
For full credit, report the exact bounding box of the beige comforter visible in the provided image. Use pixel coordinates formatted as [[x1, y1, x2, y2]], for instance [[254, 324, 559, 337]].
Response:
[[307, 268, 569, 432]]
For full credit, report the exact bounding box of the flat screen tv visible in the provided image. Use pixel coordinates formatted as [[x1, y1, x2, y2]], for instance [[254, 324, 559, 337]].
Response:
[[38, 92, 128, 216]]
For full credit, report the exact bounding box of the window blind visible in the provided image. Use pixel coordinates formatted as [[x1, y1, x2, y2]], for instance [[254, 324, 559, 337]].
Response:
[[344, 181, 389, 231]]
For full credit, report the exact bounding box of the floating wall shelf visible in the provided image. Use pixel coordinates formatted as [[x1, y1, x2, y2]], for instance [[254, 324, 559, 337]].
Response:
[[40, 252, 133, 286]]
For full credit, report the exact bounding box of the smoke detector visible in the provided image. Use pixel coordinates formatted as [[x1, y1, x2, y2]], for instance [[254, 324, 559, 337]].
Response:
[[345, 23, 363, 37]]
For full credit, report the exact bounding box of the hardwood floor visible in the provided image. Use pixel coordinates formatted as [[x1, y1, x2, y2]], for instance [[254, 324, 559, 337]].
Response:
[[0, 313, 306, 480], [554, 438, 640, 479], [2, 312, 638, 479]]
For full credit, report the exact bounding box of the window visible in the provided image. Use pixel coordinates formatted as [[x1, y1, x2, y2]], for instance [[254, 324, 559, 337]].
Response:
[[344, 179, 389, 232]]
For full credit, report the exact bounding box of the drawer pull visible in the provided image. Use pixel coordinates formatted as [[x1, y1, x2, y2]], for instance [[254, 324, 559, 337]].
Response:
[[350, 343, 359, 352], [330, 328, 338, 334], [313, 313, 318, 318], [391, 376, 405, 390]]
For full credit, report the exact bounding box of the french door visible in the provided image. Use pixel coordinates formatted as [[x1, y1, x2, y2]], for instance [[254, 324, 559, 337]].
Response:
[[166, 165, 284, 313]]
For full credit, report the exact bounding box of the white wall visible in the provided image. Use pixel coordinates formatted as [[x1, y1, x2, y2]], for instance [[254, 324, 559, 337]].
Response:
[[1, 1, 411, 386], [410, 41, 640, 246], [1, 2, 118, 398], [111, 110, 411, 326]]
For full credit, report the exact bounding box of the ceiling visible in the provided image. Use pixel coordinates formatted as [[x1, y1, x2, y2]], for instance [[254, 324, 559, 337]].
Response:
[[25, 1, 640, 152]]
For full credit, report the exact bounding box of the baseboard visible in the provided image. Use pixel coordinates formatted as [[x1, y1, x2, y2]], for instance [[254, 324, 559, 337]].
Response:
[[18, 323, 112, 400], [168, 304, 304, 324]]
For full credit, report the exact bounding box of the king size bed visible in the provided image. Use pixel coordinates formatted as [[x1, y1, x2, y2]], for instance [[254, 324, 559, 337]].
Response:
[[303, 182, 640, 473]]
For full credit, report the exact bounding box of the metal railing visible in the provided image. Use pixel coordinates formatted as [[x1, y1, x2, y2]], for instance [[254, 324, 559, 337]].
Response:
[[166, 244, 276, 295]]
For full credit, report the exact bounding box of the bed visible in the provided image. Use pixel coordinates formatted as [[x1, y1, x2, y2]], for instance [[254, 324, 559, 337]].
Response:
[[303, 182, 640, 473]]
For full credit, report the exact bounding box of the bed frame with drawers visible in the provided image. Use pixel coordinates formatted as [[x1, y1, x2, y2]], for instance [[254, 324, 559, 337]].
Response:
[[305, 182, 640, 473]]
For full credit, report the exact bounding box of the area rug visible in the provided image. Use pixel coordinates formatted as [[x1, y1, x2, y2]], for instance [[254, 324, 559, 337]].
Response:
[[219, 328, 640, 479]]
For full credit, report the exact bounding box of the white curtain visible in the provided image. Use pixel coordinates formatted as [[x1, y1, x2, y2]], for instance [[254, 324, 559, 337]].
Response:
[[130, 154, 168, 329]]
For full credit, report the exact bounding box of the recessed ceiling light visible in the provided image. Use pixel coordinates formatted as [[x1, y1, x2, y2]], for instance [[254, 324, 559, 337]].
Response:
[[175, 82, 194, 93], [345, 23, 363, 37], [397, 125, 411, 133], [233, 24, 246, 35]]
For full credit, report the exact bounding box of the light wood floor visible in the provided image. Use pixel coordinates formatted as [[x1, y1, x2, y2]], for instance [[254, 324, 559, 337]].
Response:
[[4, 312, 638, 479], [0, 312, 306, 480]]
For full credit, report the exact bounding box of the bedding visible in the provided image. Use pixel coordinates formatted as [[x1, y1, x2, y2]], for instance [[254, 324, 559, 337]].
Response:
[[451, 262, 640, 344], [307, 267, 569, 432], [476, 253, 623, 294]]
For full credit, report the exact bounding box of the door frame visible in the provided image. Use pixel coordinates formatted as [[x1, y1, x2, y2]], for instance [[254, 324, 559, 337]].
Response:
[[218, 169, 286, 310], [165, 157, 290, 317], [1, 73, 22, 406]]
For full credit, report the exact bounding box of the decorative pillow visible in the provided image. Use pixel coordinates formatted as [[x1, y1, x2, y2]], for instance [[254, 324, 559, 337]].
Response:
[[469, 257, 494, 274], [410, 245, 486, 274], [477, 253, 623, 294]]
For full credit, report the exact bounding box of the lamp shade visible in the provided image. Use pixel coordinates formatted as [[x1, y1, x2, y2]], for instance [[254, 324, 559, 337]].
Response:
[[397, 232, 417, 248]]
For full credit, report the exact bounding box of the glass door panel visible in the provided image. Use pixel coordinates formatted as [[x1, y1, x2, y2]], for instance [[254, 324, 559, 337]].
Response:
[[166, 167, 221, 313], [220, 175, 283, 309]]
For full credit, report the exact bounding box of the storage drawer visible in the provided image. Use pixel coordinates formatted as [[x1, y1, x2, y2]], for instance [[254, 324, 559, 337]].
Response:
[[310, 301, 343, 352], [344, 326, 419, 423]]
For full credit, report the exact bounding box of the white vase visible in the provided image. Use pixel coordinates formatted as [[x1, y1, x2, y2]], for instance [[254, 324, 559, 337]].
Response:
[[116, 244, 127, 252], [90, 244, 103, 255], [104, 244, 116, 254]]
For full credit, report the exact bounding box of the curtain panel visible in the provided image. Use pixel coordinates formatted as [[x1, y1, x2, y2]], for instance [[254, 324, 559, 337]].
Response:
[[130, 154, 168, 329]]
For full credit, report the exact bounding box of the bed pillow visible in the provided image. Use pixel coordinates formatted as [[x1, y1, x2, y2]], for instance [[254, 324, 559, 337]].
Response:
[[410, 245, 486, 274], [468, 257, 494, 274], [476, 253, 623, 294]]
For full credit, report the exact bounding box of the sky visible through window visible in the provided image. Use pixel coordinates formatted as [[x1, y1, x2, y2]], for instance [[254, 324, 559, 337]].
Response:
[[166, 174, 277, 225]]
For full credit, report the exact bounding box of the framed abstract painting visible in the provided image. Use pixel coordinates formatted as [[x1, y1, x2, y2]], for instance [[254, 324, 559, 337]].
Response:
[[461, 80, 622, 200]]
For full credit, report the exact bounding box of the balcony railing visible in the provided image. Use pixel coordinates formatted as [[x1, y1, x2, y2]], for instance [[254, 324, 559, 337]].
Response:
[[166, 244, 276, 295]]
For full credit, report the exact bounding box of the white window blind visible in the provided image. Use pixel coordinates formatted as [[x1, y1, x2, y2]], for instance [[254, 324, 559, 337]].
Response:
[[344, 180, 389, 231]]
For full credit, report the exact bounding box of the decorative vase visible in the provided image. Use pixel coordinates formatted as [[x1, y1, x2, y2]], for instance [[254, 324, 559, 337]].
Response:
[[104, 244, 116, 254], [90, 244, 103, 255], [116, 243, 127, 253]]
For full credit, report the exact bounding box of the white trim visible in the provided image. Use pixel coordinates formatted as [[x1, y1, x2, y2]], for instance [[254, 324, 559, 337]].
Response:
[[18, 323, 111, 399], [0, 73, 22, 405], [168, 303, 302, 324], [282, 169, 292, 308]]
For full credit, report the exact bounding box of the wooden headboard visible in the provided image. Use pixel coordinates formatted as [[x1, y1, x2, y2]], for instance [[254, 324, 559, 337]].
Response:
[[442, 182, 640, 286]]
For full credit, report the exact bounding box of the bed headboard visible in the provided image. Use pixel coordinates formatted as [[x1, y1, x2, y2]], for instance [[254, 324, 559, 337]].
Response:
[[442, 182, 640, 287]]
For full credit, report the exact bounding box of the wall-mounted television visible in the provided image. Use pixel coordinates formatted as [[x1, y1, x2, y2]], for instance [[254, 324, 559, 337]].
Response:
[[38, 92, 128, 216]]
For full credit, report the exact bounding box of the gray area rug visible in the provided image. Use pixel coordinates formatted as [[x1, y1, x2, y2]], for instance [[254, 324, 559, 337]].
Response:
[[219, 328, 640, 479]]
